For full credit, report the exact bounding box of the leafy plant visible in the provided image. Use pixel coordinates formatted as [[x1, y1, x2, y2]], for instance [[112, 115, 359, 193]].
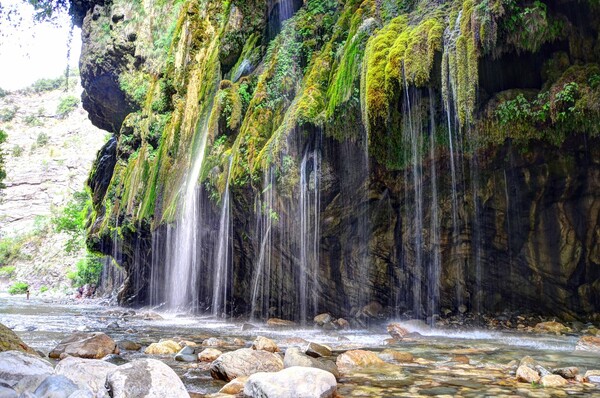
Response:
[[71, 255, 103, 286], [11, 145, 23, 157], [24, 115, 42, 126], [56, 96, 79, 118], [0, 106, 18, 122], [0, 129, 6, 189], [29, 76, 65, 92], [52, 190, 91, 252], [8, 281, 28, 295], [36, 132, 49, 146], [0, 265, 15, 278], [39, 285, 49, 293]]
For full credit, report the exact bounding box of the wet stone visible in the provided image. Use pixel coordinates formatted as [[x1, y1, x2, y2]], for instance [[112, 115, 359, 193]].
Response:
[[517, 365, 540, 383], [552, 367, 579, 379], [198, 348, 222, 362], [174, 354, 197, 362], [33, 375, 79, 398], [541, 374, 568, 387], [304, 342, 332, 358]]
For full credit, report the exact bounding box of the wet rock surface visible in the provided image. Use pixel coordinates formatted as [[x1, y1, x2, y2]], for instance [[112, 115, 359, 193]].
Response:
[[106, 359, 190, 398], [209, 348, 284, 382], [49, 332, 119, 359], [244, 366, 337, 398]]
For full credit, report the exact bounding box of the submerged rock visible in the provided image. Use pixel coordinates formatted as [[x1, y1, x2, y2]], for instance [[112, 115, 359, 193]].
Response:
[[144, 340, 181, 355], [252, 336, 279, 352], [575, 335, 600, 353], [266, 318, 297, 327], [0, 322, 38, 355], [534, 321, 571, 335], [0, 351, 53, 387], [198, 348, 222, 362], [336, 350, 385, 372], [106, 358, 189, 398], [243, 366, 337, 398], [49, 332, 119, 359], [54, 356, 116, 396], [33, 375, 79, 398], [209, 348, 284, 382], [378, 349, 414, 363]]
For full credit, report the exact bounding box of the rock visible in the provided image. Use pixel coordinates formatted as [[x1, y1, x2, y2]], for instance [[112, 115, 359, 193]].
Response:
[[0, 385, 17, 398], [198, 348, 222, 362], [13, 374, 49, 394], [179, 340, 198, 348], [49, 332, 119, 359], [202, 337, 227, 347], [584, 370, 600, 384], [241, 323, 256, 331], [280, 337, 309, 346], [452, 355, 470, 364], [458, 304, 467, 314], [0, 322, 37, 354], [0, 351, 53, 387], [540, 374, 568, 387], [575, 335, 600, 352], [33, 375, 79, 398], [232, 338, 246, 346], [174, 354, 197, 362], [534, 321, 571, 335], [314, 314, 333, 326], [177, 346, 195, 356], [266, 318, 296, 327], [252, 336, 279, 353], [333, 318, 350, 330], [552, 367, 579, 379], [243, 366, 337, 398], [219, 377, 248, 394], [144, 340, 181, 355], [54, 356, 116, 396], [516, 365, 540, 383], [101, 354, 128, 366], [387, 323, 409, 340], [361, 301, 383, 317], [336, 350, 385, 372], [209, 348, 284, 382], [378, 349, 414, 363], [68, 391, 95, 398], [519, 356, 538, 369], [283, 347, 340, 379], [304, 342, 332, 358], [106, 359, 189, 398], [117, 340, 141, 351]]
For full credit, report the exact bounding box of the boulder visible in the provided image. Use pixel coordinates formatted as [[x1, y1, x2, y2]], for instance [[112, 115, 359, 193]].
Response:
[[198, 348, 222, 362], [13, 374, 49, 394], [209, 348, 284, 382], [174, 354, 197, 362], [283, 347, 340, 379], [540, 374, 568, 387], [0, 351, 53, 387], [49, 333, 119, 359], [218, 377, 248, 394], [336, 350, 385, 372], [516, 365, 540, 383], [304, 342, 331, 358], [106, 359, 189, 398], [387, 323, 409, 340], [117, 340, 141, 351], [334, 318, 350, 330], [33, 375, 79, 398], [0, 323, 37, 354], [575, 335, 600, 353], [361, 301, 383, 318], [534, 321, 571, 335], [202, 337, 227, 347], [585, 370, 600, 384], [55, 356, 116, 396], [244, 366, 337, 398], [252, 336, 279, 353], [313, 314, 333, 326], [0, 385, 17, 398], [144, 340, 181, 355], [378, 349, 414, 363], [552, 367, 579, 379], [266, 318, 297, 327]]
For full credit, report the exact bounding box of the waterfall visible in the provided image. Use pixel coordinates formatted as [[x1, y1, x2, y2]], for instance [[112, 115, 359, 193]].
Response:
[[278, 0, 295, 25], [163, 102, 215, 312], [212, 156, 233, 317], [428, 88, 441, 321], [250, 168, 275, 320], [298, 135, 321, 324]]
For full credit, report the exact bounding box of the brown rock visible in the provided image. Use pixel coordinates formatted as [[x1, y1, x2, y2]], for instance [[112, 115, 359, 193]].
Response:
[[266, 318, 297, 327], [575, 335, 600, 353], [378, 349, 414, 363], [219, 376, 248, 394], [314, 313, 333, 326], [144, 340, 181, 355], [198, 348, 222, 362], [452, 355, 470, 364], [584, 370, 600, 383], [209, 348, 284, 382], [334, 318, 350, 329], [534, 321, 571, 335], [49, 332, 118, 359], [552, 367, 579, 379], [516, 365, 540, 383], [336, 349, 385, 371], [361, 301, 383, 317], [305, 342, 332, 358], [541, 374, 568, 387], [252, 336, 279, 353], [387, 323, 409, 340], [202, 337, 227, 347], [0, 322, 37, 355]]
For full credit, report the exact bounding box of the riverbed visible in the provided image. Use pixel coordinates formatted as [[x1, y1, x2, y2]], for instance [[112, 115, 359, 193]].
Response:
[[1, 296, 599, 397]]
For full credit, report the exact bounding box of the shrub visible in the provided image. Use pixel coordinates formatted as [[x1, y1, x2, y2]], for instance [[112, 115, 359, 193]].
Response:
[[0, 106, 17, 122], [56, 96, 79, 118], [0, 87, 8, 98], [71, 255, 103, 286], [24, 115, 42, 126], [39, 285, 49, 293], [8, 281, 28, 295], [0, 265, 15, 278], [0, 237, 21, 265], [12, 145, 24, 157], [52, 190, 91, 252], [36, 132, 49, 146], [30, 76, 65, 93]]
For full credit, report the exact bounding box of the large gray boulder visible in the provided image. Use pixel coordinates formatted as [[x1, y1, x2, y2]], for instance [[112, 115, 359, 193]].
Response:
[[55, 356, 117, 397], [210, 348, 284, 382], [0, 351, 53, 387], [244, 366, 337, 398], [33, 375, 79, 398], [49, 332, 119, 359], [106, 358, 189, 398], [284, 347, 339, 379]]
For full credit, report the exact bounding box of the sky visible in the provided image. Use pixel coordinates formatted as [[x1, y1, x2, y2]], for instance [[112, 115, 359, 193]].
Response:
[[0, 0, 81, 91]]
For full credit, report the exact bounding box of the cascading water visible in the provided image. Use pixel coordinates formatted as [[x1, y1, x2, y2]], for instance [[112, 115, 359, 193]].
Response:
[[278, 0, 295, 25], [298, 136, 321, 324], [212, 156, 233, 317], [427, 88, 441, 321]]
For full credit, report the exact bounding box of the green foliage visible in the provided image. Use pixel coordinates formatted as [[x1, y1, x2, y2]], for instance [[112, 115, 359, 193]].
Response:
[[0, 129, 6, 189], [39, 285, 49, 293], [36, 132, 49, 146], [119, 72, 150, 107], [70, 255, 103, 286], [0, 266, 16, 278], [52, 190, 91, 252], [8, 281, 28, 295], [24, 115, 43, 126], [0, 237, 22, 266], [56, 96, 79, 118], [0, 87, 8, 98], [12, 145, 24, 157], [0, 106, 18, 122], [29, 76, 65, 93], [502, 0, 563, 53]]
